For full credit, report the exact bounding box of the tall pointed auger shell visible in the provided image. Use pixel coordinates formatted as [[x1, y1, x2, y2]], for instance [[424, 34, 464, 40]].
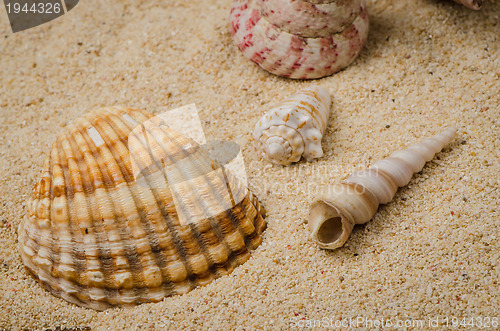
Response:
[[18, 106, 266, 310], [308, 127, 457, 250], [230, 0, 369, 79]]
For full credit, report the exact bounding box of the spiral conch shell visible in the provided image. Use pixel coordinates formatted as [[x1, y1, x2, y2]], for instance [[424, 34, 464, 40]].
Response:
[[309, 127, 457, 250], [18, 106, 266, 310], [230, 0, 369, 79], [253, 86, 331, 165]]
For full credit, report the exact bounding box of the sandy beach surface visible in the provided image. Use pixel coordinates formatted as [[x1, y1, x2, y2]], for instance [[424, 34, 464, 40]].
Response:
[[1, 0, 499, 329]]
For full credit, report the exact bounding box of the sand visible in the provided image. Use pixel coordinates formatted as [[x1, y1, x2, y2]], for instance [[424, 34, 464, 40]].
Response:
[[0, 0, 499, 329]]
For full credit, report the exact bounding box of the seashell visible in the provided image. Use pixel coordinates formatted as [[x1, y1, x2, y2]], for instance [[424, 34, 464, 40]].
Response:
[[229, 0, 369, 79], [18, 106, 266, 310], [308, 127, 457, 250], [453, 0, 484, 10], [253, 86, 331, 165]]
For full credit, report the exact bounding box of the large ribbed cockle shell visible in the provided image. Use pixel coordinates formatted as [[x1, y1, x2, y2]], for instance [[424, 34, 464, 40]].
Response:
[[230, 0, 369, 79], [308, 127, 456, 250], [18, 106, 266, 310], [253, 86, 331, 165]]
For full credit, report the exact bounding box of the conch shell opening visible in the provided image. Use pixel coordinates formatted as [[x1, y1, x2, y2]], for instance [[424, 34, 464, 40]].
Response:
[[310, 202, 345, 245]]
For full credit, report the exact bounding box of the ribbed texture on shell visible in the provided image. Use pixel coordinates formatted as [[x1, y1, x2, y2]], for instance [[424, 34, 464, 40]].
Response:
[[18, 106, 266, 310], [253, 86, 331, 165], [230, 0, 369, 79], [309, 127, 456, 250]]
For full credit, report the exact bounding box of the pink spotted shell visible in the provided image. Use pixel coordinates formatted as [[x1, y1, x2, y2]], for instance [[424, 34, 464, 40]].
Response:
[[230, 0, 369, 79]]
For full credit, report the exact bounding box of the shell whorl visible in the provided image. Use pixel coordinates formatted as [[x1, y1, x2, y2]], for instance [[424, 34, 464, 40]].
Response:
[[230, 0, 369, 79], [309, 127, 457, 250], [253, 86, 331, 165], [18, 106, 267, 310], [258, 0, 362, 38]]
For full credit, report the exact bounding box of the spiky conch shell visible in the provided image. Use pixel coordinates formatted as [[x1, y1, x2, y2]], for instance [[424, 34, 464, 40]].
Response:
[[253, 86, 331, 165], [230, 0, 369, 79], [18, 106, 266, 310], [308, 127, 456, 250]]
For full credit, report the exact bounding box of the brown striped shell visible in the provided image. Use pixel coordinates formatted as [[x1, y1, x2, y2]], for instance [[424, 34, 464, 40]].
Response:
[[309, 127, 456, 250], [18, 106, 266, 310]]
